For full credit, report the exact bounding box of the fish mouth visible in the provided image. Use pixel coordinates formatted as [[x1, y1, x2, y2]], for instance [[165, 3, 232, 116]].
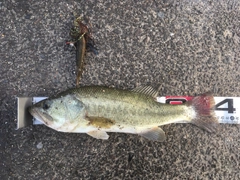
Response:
[[28, 106, 52, 125]]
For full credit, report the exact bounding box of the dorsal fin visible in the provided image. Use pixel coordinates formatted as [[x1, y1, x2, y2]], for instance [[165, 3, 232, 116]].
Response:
[[131, 86, 159, 98]]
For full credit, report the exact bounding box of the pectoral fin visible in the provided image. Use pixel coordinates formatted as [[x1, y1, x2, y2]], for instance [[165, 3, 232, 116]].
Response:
[[87, 130, 109, 140], [138, 127, 166, 142], [87, 116, 115, 129]]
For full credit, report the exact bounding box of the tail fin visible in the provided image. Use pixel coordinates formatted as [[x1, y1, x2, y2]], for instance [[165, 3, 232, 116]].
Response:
[[188, 92, 218, 133]]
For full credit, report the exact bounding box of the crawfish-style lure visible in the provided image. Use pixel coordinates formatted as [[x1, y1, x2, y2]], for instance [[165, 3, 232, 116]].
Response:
[[67, 16, 98, 86]]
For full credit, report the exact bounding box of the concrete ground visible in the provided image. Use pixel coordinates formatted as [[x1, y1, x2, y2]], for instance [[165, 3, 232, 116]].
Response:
[[1, 0, 240, 179]]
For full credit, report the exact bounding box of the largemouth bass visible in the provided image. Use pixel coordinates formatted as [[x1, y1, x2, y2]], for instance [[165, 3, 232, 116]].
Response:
[[29, 86, 218, 141]]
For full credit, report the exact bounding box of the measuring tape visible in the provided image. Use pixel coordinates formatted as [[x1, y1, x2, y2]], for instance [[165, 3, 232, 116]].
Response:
[[29, 96, 240, 125], [157, 96, 240, 124]]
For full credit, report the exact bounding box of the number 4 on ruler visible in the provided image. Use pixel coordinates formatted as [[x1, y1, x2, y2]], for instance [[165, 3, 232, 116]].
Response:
[[215, 99, 236, 113]]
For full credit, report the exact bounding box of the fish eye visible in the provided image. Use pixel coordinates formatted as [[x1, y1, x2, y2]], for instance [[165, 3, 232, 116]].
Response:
[[43, 101, 50, 110]]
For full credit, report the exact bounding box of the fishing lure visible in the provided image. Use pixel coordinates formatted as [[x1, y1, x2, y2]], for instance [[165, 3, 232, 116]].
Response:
[[67, 16, 98, 86]]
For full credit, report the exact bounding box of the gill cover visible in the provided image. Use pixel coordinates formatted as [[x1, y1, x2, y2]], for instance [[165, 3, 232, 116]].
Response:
[[40, 94, 86, 125]]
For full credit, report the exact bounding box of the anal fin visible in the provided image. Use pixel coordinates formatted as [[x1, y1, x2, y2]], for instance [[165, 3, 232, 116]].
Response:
[[138, 127, 166, 142], [87, 130, 109, 140]]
